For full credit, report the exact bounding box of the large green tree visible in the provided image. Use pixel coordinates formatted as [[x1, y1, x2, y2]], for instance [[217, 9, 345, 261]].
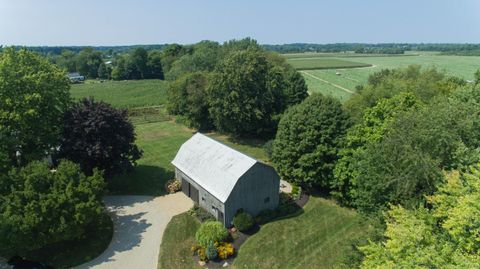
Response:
[[167, 72, 212, 130], [207, 49, 286, 136], [272, 94, 351, 189], [332, 93, 421, 205], [59, 98, 142, 179], [360, 168, 480, 267], [0, 160, 105, 254], [166, 41, 221, 80], [0, 48, 71, 166], [345, 65, 465, 122], [76, 48, 103, 78], [206, 48, 307, 137]]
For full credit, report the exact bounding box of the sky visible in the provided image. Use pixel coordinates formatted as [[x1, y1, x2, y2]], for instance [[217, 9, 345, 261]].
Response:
[[0, 0, 479, 46]]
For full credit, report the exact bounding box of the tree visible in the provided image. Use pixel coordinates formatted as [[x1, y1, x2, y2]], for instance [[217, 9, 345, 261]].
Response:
[[146, 50, 164, 79], [166, 41, 221, 80], [207, 50, 288, 137], [474, 69, 480, 88], [0, 48, 71, 166], [283, 67, 309, 106], [332, 93, 421, 205], [97, 62, 111, 79], [59, 98, 142, 179], [0, 160, 105, 254], [167, 72, 212, 130], [345, 65, 465, 122], [351, 137, 443, 213], [76, 48, 103, 78], [272, 94, 351, 189], [360, 167, 480, 267], [130, 47, 149, 79]]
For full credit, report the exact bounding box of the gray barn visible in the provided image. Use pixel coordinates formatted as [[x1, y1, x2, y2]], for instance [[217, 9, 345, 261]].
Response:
[[171, 133, 280, 227]]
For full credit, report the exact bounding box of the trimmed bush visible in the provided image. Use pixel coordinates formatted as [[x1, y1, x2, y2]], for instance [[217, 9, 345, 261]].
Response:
[[195, 221, 229, 248], [233, 212, 255, 232], [206, 241, 218, 260], [188, 205, 215, 222]]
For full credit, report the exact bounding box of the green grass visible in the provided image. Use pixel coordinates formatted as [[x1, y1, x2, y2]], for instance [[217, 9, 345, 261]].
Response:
[[287, 58, 371, 70], [109, 121, 269, 196], [293, 53, 480, 101], [157, 213, 201, 269], [232, 196, 369, 269], [2, 213, 113, 269], [109, 120, 195, 196], [70, 79, 169, 108]]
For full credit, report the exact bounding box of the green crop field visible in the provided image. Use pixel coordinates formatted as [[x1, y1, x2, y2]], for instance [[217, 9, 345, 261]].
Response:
[[291, 53, 480, 102], [70, 79, 169, 108], [287, 57, 371, 70]]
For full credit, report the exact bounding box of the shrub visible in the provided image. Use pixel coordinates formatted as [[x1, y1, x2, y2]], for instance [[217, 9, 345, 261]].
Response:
[[255, 209, 278, 225], [195, 221, 229, 248], [188, 205, 216, 222], [166, 179, 181, 194], [206, 241, 218, 260], [216, 242, 235, 260], [233, 212, 255, 232], [198, 247, 207, 261]]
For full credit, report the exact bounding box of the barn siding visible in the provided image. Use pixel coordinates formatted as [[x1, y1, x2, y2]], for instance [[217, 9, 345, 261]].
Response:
[[175, 168, 226, 224], [224, 163, 280, 226]]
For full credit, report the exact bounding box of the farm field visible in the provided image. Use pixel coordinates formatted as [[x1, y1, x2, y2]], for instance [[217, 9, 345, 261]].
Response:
[[287, 57, 371, 70], [70, 79, 169, 108], [288, 53, 480, 102]]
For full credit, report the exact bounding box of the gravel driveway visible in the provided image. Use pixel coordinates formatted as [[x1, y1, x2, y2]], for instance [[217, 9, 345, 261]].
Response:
[[76, 192, 193, 269]]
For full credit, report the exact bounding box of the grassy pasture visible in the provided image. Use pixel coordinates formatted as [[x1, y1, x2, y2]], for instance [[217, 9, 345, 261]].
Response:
[[292, 53, 480, 100], [70, 79, 169, 108], [287, 57, 371, 70]]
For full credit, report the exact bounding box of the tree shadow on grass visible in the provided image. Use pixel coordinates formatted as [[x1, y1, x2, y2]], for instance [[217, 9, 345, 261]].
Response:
[[108, 165, 173, 196]]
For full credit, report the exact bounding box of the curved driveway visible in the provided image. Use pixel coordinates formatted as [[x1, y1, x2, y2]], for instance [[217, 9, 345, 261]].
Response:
[[76, 193, 193, 269]]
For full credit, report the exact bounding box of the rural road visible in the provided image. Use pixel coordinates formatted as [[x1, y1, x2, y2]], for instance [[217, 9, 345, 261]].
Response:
[[76, 193, 193, 269]]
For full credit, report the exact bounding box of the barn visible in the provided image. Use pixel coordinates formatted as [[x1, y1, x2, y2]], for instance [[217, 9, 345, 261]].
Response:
[[171, 133, 280, 227]]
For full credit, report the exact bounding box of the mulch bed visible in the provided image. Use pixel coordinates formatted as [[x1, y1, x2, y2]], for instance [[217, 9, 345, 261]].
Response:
[[295, 192, 309, 208], [192, 193, 310, 268]]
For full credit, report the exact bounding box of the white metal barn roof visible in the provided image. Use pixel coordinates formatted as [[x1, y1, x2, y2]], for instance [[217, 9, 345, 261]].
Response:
[[171, 133, 257, 203]]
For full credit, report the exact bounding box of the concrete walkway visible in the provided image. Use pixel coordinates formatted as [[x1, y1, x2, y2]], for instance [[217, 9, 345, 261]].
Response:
[[76, 192, 193, 269]]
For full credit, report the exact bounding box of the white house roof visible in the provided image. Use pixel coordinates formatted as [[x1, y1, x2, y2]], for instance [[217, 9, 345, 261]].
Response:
[[171, 133, 257, 203]]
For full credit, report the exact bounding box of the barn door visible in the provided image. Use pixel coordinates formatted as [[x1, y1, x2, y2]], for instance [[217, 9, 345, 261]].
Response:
[[181, 180, 189, 196], [190, 184, 199, 204]]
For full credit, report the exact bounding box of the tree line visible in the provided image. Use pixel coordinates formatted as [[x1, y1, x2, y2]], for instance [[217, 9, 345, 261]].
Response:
[[269, 64, 480, 267], [0, 48, 142, 256]]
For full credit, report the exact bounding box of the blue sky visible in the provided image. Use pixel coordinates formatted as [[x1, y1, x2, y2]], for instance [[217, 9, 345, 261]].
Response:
[[0, 0, 479, 45]]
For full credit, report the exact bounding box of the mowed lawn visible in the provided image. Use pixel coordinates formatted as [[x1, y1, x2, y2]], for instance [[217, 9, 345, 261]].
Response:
[[158, 213, 201, 269], [232, 197, 369, 269], [70, 79, 169, 108], [109, 121, 269, 196]]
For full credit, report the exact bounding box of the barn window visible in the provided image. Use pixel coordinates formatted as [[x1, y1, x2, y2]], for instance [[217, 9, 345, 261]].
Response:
[[264, 197, 270, 203]]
